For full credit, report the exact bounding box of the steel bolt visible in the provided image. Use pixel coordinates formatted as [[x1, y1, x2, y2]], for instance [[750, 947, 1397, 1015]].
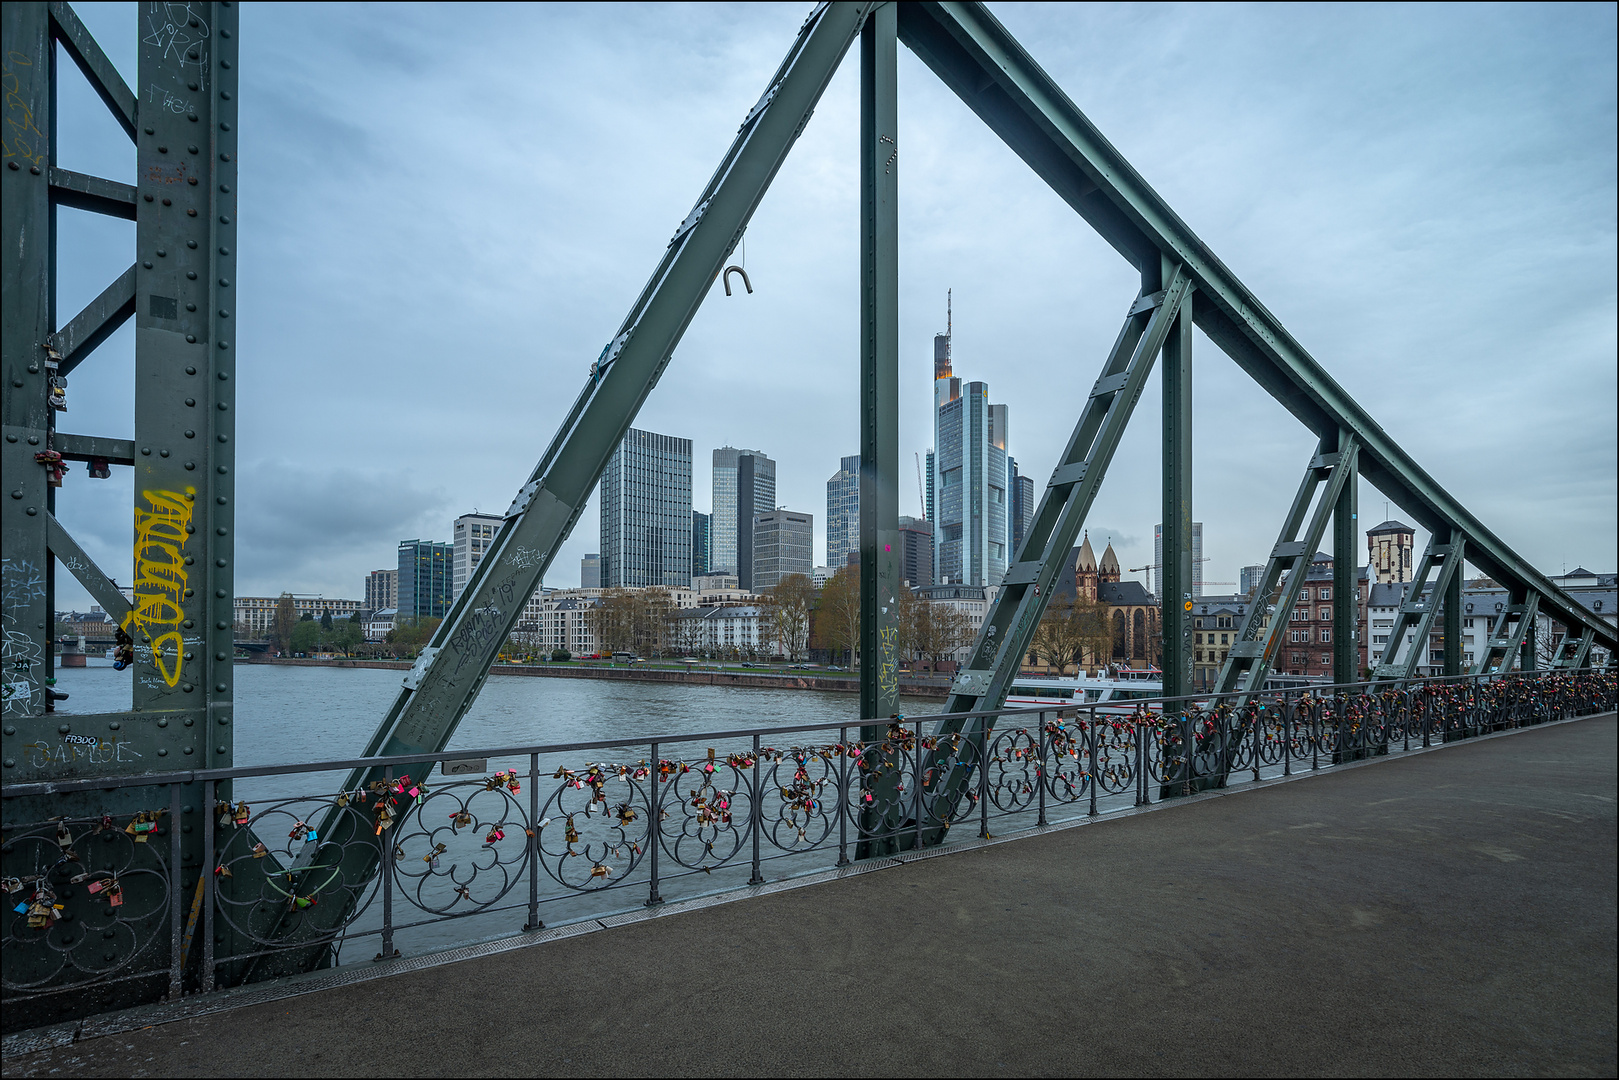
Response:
[[25, 507, 36, 516]]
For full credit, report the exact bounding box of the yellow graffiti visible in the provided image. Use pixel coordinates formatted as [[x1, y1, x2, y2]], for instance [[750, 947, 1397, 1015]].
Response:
[[122, 489, 194, 687]]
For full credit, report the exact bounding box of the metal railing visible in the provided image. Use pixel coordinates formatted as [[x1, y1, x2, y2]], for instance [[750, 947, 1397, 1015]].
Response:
[[2, 668, 1613, 1015]]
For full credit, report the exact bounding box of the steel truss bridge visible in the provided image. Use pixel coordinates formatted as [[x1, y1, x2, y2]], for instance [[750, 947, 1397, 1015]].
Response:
[[2, 0, 1614, 1026]]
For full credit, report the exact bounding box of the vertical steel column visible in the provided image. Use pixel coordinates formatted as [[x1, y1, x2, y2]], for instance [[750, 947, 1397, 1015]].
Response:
[[1442, 556, 1462, 676], [858, 2, 899, 728], [1332, 430, 1359, 684], [1157, 254, 1193, 702], [1, 2, 54, 723], [131, 1, 237, 739]]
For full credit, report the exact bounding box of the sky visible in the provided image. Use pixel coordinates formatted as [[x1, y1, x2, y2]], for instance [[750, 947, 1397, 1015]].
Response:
[[47, 1, 1618, 609]]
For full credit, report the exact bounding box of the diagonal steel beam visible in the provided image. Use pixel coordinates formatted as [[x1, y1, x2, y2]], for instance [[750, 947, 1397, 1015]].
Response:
[[940, 264, 1192, 721], [1564, 628, 1594, 670], [896, 2, 1614, 655], [48, 263, 136, 374], [48, 166, 136, 219], [45, 512, 132, 621], [1473, 590, 1539, 676], [1216, 432, 1359, 697], [48, 1, 137, 141], [1372, 530, 1466, 681]]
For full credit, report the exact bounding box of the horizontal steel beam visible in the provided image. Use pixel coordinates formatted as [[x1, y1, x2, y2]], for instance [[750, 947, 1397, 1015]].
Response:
[[54, 431, 135, 465], [899, 2, 1613, 653], [48, 167, 136, 219]]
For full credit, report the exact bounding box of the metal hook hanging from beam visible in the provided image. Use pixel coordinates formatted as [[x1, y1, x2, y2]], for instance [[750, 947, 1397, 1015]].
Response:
[[723, 265, 753, 295]]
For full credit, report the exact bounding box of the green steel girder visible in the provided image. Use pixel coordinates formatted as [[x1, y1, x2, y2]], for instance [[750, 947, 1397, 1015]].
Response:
[[1216, 433, 1359, 697], [895, 2, 1615, 662], [1332, 432, 1360, 683], [940, 267, 1192, 718], [1372, 529, 1466, 681], [1473, 589, 1539, 676], [1158, 256, 1194, 702], [1564, 629, 1594, 670]]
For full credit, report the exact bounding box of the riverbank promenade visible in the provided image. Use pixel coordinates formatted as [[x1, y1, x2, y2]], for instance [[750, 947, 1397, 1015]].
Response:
[[8, 714, 1614, 1077]]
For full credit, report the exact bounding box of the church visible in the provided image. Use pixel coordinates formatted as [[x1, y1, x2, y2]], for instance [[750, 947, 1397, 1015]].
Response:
[[1053, 532, 1161, 670]]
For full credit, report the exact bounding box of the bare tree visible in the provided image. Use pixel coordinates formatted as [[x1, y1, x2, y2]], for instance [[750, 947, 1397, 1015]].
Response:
[[763, 574, 815, 661], [816, 566, 861, 666]]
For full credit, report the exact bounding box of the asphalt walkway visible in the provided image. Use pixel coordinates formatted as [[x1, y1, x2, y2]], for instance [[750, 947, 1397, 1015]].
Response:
[[8, 714, 1615, 1077]]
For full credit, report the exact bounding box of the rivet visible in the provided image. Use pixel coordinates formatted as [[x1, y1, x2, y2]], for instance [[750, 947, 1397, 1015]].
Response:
[[158, 719, 168, 727], [9, 491, 21, 499], [161, 197, 171, 206], [216, 496, 226, 505], [186, 302, 197, 311], [215, 683, 227, 693], [188, 177, 198, 185], [187, 207, 197, 214], [221, 60, 232, 70], [188, 83, 198, 91], [3, 435, 12, 442], [187, 240, 198, 249], [219, 154, 230, 163], [158, 145, 167, 153], [184, 746, 194, 755], [217, 465, 227, 474], [217, 746, 227, 753], [4, 760, 13, 769], [58, 724, 69, 734], [217, 402, 227, 411], [219, 215, 230, 223], [140, 447, 151, 455], [221, 91, 231, 100], [144, 127, 155, 134], [30, 165, 40, 174], [215, 652, 227, 661], [184, 556, 194, 565], [216, 527, 226, 536], [217, 434, 227, 443], [27, 436, 38, 445], [1, 725, 11, 734], [157, 249, 166, 257], [184, 462, 195, 470], [109, 721, 120, 730], [182, 619, 194, 629], [218, 309, 229, 317], [188, 113, 199, 122], [187, 271, 197, 279], [185, 398, 196, 407], [219, 187, 230, 196], [143, 194, 154, 202], [216, 589, 226, 598], [160, 449, 170, 458], [186, 335, 196, 343], [143, 261, 153, 269], [186, 366, 197, 375], [159, 749, 168, 756], [10, 379, 21, 388], [216, 559, 227, 567], [25, 507, 36, 516], [6, 162, 17, 170], [185, 429, 195, 438], [219, 246, 230, 255], [218, 341, 228, 350], [219, 279, 229, 287]]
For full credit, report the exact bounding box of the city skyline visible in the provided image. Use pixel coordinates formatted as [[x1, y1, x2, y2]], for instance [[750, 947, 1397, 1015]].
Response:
[[40, 4, 1615, 611]]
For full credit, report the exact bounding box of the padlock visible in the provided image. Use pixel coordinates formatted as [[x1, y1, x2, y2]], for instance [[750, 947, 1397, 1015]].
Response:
[[233, 802, 252, 825], [217, 802, 234, 829], [564, 817, 579, 844], [252, 842, 268, 858], [452, 810, 472, 827]]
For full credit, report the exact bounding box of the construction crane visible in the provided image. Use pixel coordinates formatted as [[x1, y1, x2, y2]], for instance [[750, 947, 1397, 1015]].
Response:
[[1129, 557, 1209, 590], [915, 452, 927, 518]]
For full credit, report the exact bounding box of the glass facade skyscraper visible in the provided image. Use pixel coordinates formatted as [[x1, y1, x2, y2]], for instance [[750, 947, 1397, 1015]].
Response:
[[753, 510, 813, 590], [931, 315, 1010, 587], [825, 454, 859, 570], [692, 511, 711, 578], [600, 428, 693, 588], [397, 539, 453, 621], [710, 446, 773, 582]]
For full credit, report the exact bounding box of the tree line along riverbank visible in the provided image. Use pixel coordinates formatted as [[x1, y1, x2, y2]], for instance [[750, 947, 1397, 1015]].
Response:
[[242, 657, 952, 698]]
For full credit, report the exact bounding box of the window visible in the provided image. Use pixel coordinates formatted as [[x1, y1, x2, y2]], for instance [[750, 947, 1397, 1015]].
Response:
[[1217, 616, 1233, 629], [1291, 609, 1308, 622], [1220, 634, 1229, 645], [1290, 628, 1309, 643], [1319, 607, 1331, 621], [1320, 629, 1331, 644], [1195, 633, 1203, 644]]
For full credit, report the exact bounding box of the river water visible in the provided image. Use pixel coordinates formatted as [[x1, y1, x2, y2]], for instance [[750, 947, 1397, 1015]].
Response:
[[52, 661, 940, 766]]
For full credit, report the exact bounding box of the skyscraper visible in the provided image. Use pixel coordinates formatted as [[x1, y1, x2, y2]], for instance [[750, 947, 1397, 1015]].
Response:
[[753, 510, 813, 590], [581, 554, 601, 589], [931, 297, 1010, 587], [692, 511, 711, 578], [1008, 457, 1034, 558], [1153, 521, 1204, 600], [898, 516, 935, 589], [397, 539, 452, 622], [600, 428, 693, 588], [826, 454, 860, 570], [452, 512, 504, 599], [710, 446, 775, 583]]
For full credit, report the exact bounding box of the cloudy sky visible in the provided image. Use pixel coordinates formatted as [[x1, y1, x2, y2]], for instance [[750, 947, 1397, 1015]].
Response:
[[49, 2, 1617, 609]]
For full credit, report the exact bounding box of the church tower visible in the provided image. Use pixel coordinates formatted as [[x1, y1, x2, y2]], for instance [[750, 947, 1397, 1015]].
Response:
[[1099, 541, 1121, 586], [1075, 532, 1098, 602]]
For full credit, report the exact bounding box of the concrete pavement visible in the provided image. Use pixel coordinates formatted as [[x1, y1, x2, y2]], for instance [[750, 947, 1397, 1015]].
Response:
[[7, 714, 1614, 1077]]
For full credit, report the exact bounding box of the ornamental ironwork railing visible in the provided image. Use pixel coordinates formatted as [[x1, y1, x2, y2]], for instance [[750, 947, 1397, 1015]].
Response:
[[1, 669, 1612, 1017]]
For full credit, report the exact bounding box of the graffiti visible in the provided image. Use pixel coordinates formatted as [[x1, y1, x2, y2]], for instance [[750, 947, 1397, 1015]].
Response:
[[145, 81, 193, 115], [141, 2, 211, 73], [506, 546, 544, 570], [450, 602, 508, 674], [2, 558, 48, 717], [23, 736, 143, 770], [2, 49, 47, 169], [878, 624, 900, 703], [123, 489, 193, 688]]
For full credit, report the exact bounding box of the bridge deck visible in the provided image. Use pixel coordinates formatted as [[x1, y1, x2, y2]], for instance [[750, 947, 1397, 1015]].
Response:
[[8, 714, 1615, 1077]]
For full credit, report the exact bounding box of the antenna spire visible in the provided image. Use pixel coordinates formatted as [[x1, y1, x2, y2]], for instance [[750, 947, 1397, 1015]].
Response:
[[947, 288, 951, 335]]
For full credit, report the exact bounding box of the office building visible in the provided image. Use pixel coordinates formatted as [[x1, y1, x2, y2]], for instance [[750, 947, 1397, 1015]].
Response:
[[929, 298, 1010, 587], [1153, 522, 1204, 600], [711, 447, 775, 585], [581, 554, 601, 589], [924, 450, 935, 524], [452, 513, 504, 599], [692, 511, 712, 578], [899, 516, 935, 589], [752, 510, 813, 590], [1239, 564, 1266, 598], [397, 539, 453, 622], [364, 569, 398, 614], [600, 428, 693, 588], [1008, 457, 1034, 558], [826, 454, 860, 570]]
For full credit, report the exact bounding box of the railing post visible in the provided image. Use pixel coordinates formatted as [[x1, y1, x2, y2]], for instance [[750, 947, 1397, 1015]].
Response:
[[167, 783, 183, 1000], [647, 742, 663, 905], [1418, 687, 1429, 748], [1136, 718, 1149, 806], [1251, 707, 1261, 784], [979, 724, 991, 839], [837, 727, 850, 866], [749, 734, 764, 885], [525, 751, 541, 931], [1037, 712, 1048, 827], [202, 778, 216, 993], [376, 766, 397, 961], [1310, 697, 1320, 771], [1087, 708, 1099, 818], [1283, 696, 1292, 777], [912, 719, 925, 852]]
